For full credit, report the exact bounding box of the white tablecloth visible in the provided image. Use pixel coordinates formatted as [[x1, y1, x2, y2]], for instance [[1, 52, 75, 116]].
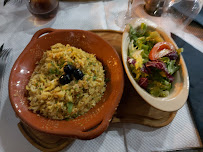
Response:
[[0, 0, 202, 151]]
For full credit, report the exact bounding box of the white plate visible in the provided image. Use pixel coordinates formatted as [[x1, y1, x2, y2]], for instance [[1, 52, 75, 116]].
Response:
[[122, 18, 189, 112]]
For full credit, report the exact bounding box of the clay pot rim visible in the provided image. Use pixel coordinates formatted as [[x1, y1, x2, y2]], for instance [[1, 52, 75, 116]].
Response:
[[9, 28, 124, 139]]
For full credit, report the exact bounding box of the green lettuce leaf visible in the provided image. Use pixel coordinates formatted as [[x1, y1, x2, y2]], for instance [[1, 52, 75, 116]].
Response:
[[167, 60, 180, 75], [147, 80, 171, 97], [160, 57, 180, 75]]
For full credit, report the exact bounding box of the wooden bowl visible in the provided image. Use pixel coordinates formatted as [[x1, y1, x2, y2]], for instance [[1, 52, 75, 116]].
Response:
[[122, 18, 189, 112], [9, 28, 124, 140]]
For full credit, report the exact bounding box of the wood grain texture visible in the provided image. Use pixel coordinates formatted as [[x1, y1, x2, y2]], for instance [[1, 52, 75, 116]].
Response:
[[18, 122, 74, 152]]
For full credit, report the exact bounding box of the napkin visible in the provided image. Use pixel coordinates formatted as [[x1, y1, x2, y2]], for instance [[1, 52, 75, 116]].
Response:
[[171, 33, 203, 143]]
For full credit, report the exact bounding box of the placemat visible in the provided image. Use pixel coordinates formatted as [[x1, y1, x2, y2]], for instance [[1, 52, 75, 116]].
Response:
[[171, 33, 203, 143]]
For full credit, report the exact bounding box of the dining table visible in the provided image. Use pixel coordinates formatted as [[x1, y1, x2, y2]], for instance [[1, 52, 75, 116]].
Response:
[[0, 0, 203, 152]]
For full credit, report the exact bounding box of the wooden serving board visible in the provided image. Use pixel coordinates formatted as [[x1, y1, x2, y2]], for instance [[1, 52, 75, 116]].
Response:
[[18, 30, 177, 151], [90, 30, 177, 127], [18, 122, 75, 152]]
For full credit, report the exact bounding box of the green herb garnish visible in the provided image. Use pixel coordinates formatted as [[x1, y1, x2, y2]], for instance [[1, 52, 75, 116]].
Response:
[[49, 68, 55, 74], [76, 94, 80, 98], [93, 76, 97, 81], [48, 67, 61, 75], [51, 61, 55, 66], [87, 77, 91, 81], [67, 61, 73, 65], [55, 68, 60, 75], [67, 102, 73, 114]]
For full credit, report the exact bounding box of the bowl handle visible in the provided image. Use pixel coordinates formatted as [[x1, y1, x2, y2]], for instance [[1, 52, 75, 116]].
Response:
[[31, 28, 56, 41], [76, 117, 110, 140]]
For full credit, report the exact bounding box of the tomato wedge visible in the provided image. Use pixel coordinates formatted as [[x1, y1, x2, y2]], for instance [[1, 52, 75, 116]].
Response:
[[149, 42, 175, 60]]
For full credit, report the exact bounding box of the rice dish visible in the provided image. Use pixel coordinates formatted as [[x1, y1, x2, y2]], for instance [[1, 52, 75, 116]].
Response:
[[26, 43, 106, 120]]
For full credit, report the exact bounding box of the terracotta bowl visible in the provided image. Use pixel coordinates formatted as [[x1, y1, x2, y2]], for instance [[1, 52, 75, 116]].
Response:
[[9, 28, 124, 139], [122, 18, 189, 112]]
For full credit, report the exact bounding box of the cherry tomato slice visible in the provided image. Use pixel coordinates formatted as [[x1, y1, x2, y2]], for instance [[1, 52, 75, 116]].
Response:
[[149, 42, 175, 60]]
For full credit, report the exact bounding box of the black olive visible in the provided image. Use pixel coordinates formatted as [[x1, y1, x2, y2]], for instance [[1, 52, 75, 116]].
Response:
[[64, 64, 75, 74], [59, 74, 72, 85], [73, 69, 84, 80]]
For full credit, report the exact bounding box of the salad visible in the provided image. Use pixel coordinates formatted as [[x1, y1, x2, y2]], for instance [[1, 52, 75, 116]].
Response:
[[127, 23, 183, 97]]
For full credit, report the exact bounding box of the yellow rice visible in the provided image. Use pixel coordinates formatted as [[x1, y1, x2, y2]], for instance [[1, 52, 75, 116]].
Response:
[[26, 43, 106, 120]]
